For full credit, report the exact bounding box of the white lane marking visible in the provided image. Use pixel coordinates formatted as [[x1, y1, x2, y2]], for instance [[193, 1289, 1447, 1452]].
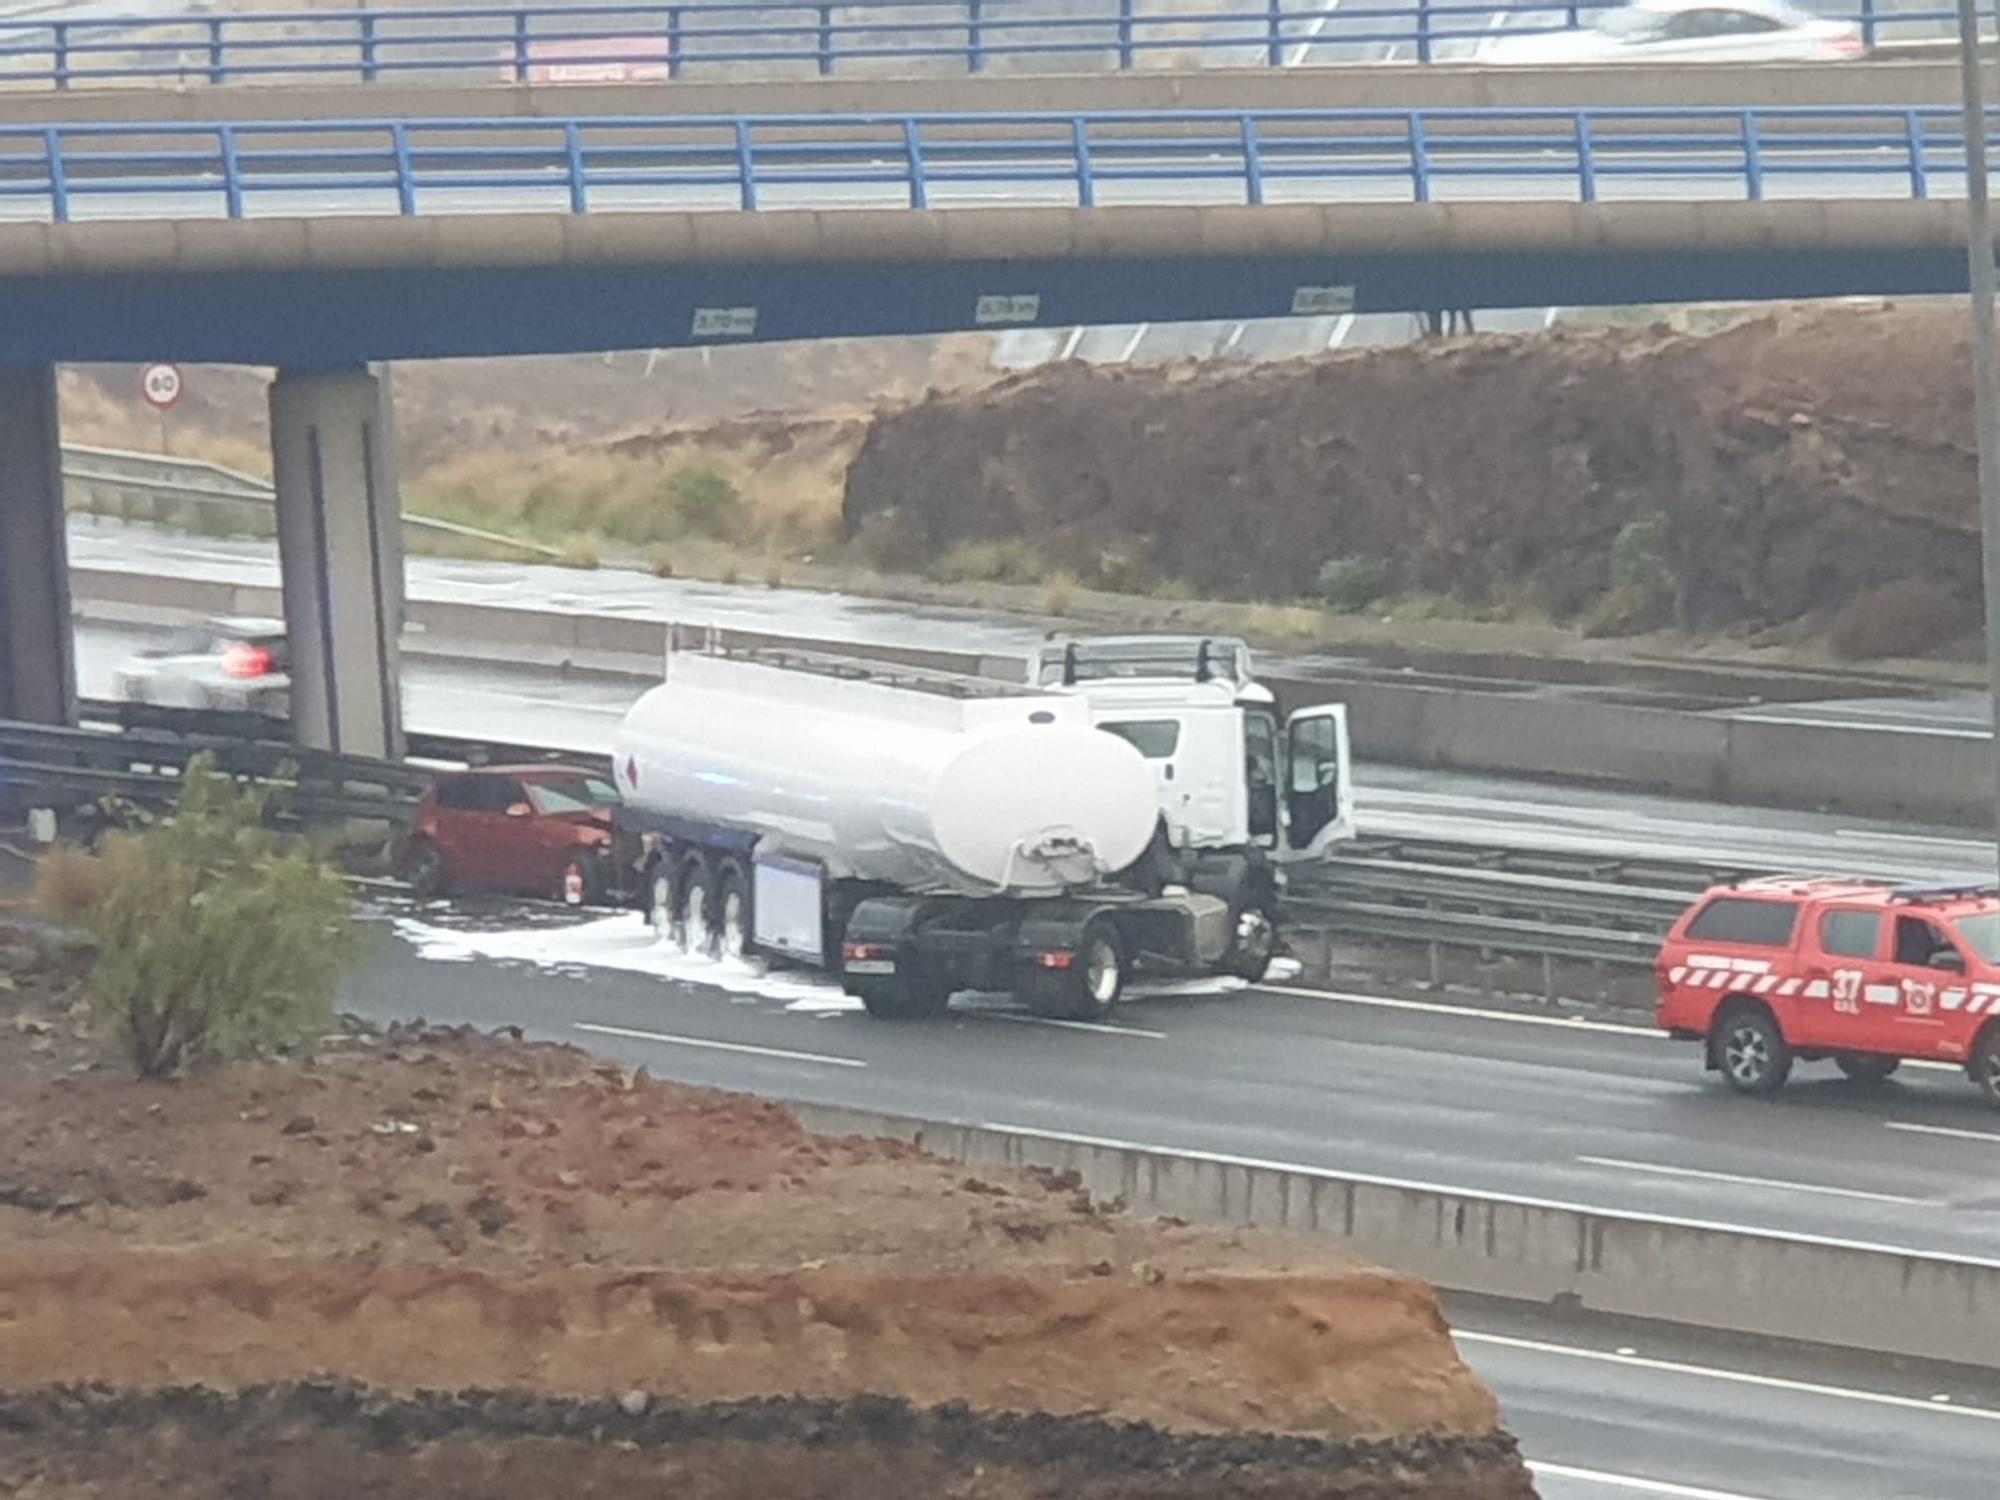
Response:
[[1527, 1462, 1784, 1500], [1115, 323, 1150, 363], [1327, 311, 1356, 348], [1257, 983, 1663, 1037], [1835, 829, 1990, 850], [1576, 1155, 1928, 1206], [1459, 1328, 2000, 1424], [1887, 1120, 2000, 1143], [985, 1013, 1167, 1039], [574, 1021, 866, 1069], [1260, 982, 1962, 1070], [1283, 0, 1339, 66], [971, 1120, 2000, 1268]]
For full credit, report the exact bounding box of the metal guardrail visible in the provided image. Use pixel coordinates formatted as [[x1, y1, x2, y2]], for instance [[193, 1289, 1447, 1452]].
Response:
[[0, 0, 1961, 91], [4, 104, 1993, 225], [60, 442, 562, 560]]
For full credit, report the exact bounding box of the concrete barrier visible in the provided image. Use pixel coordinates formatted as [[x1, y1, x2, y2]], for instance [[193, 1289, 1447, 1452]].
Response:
[[69, 566, 1991, 822], [790, 1103, 2000, 1365]]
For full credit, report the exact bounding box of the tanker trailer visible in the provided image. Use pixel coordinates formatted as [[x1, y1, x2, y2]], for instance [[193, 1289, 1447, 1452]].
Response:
[[608, 640, 1264, 1020]]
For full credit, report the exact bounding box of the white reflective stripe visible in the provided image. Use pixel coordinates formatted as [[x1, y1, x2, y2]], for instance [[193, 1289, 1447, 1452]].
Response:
[[1801, 980, 1829, 999], [1972, 997, 1992, 1015], [1709, 971, 1734, 989], [1975, 984, 2000, 997], [1864, 985, 1902, 1006], [1942, 989, 1969, 1011], [1753, 975, 1779, 993], [1668, 967, 1687, 984], [1688, 955, 1733, 968]]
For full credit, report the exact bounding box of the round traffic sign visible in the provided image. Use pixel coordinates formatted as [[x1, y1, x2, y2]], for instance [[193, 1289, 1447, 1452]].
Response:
[[140, 363, 183, 411]]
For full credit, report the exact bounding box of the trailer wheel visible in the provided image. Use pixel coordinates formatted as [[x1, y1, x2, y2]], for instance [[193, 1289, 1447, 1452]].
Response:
[[715, 859, 750, 962], [852, 969, 951, 1020], [646, 865, 676, 936], [1024, 917, 1124, 1022], [680, 859, 719, 958]]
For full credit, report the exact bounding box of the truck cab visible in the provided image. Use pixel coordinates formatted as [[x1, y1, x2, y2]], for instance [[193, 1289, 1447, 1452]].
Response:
[[1035, 636, 1353, 863]]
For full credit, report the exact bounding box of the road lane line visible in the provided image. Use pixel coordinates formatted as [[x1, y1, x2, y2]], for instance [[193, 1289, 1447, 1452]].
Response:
[[1257, 983, 1664, 1037], [574, 1021, 866, 1068], [985, 1013, 1167, 1039], [1527, 1462, 1783, 1499], [1459, 1329, 2000, 1423], [1887, 1120, 2000, 1143], [1835, 829, 1989, 850], [1576, 1155, 1928, 1206]]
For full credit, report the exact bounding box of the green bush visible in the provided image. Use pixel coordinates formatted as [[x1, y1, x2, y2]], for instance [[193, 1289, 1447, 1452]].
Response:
[[1318, 556, 1391, 614], [39, 754, 357, 1078], [667, 467, 745, 541], [1594, 514, 1679, 635]]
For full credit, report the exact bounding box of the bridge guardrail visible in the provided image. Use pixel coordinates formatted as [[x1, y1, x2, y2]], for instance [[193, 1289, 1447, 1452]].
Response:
[[3, 103, 1992, 225], [0, 0, 1962, 92]]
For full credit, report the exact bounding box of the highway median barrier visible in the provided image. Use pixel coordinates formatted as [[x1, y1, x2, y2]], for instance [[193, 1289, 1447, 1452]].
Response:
[[791, 1102, 2000, 1366]]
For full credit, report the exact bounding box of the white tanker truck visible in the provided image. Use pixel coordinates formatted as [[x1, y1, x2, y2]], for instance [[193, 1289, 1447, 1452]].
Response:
[[607, 634, 1351, 1020]]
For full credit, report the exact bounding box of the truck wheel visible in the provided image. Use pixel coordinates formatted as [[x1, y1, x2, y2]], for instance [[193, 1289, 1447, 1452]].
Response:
[[1970, 1026, 2000, 1109], [1714, 1002, 1792, 1096], [403, 838, 449, 902], [853, 970, 952, 1020], [559, 852, 606, 909], [1834, 1052, 1901, 1085], [647, 866, 676, 936], [1221, 907, 1277, 982], [716, 859, 750, 962], [680, 860, 718, 957], [1025, 917, 1124, 1022]]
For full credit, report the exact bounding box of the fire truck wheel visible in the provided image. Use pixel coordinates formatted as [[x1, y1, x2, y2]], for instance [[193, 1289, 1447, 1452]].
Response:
[[1972, 1026, 2000, 1109], [1714, 1002, 1792, 1096], [1834, 1052, 1900, 1085]]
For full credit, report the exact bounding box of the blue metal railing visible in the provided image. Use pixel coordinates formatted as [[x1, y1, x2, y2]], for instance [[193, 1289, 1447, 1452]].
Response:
[[0, 0, 1961, 92], [0, 106, 1985, 224]]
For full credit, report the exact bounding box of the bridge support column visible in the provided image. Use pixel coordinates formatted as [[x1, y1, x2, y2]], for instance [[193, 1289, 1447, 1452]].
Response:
[[0, 365, 75, 726], [269, 366, 404, 760]]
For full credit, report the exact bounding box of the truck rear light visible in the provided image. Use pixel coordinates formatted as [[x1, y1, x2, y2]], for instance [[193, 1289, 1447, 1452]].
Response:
[[221, 643, 275, 679], [1034, 950, 1075, 970], [843, 943, 883, 962]]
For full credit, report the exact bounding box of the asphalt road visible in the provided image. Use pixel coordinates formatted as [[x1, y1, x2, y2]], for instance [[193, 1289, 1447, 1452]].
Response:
[[335, 907, 2000, 1498]]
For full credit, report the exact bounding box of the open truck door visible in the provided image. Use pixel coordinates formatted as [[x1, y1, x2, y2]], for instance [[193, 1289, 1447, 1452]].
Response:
[[1278, 704, 1351, 862]]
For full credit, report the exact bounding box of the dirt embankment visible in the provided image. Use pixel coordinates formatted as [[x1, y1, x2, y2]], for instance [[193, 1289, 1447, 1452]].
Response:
[[0, 937, 1535, 1500], [843, 304, 1979, 644]]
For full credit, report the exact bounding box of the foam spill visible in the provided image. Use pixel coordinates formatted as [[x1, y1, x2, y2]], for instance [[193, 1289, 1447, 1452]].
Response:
[[394, 911, 1286, 1011], [394, 912, 857, 1008]]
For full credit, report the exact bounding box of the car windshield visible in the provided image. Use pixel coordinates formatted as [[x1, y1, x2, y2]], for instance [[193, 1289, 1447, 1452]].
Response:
[[528, 776, 620, 814], [1951, 913, 2000, 964]]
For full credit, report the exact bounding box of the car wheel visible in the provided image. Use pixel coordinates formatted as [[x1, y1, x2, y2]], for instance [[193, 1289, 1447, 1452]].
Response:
[[403, 838, 449, 902], [1970, 1025, 2000, 1110], [1023, 917, 1124, 1022], [1715, 1002, 1792, 1096], [559, 851, 606, 909], [1221, 906, 1277, 981], [1834, 1052, 1901, 1085]]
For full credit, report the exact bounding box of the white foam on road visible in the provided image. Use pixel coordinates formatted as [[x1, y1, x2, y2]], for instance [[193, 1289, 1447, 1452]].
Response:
[[393, 910, 1275, 1012]]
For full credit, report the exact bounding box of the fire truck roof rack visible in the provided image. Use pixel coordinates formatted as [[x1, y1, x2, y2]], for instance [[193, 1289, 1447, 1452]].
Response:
[[1886, 881, 2000, 904]]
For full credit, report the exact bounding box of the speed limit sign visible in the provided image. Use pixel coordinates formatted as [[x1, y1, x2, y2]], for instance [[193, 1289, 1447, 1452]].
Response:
[[140, 363, 183, 411]]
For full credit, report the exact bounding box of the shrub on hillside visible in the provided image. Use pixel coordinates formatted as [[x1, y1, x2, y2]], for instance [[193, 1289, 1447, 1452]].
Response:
[[1583, 515, 1679, 637], [37, 755, 357, 1079], [668, 467, 745, 540], [1828, 580, 1976, 661], [1318, 556, 1391, 614]]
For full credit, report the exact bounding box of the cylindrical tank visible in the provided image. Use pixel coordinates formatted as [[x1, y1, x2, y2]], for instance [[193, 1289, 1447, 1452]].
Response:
[[611, 650, 1158, 896]]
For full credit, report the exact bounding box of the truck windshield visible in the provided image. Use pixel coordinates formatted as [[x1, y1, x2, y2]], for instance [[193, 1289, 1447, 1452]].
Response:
[[1951, 913, 2000, 963]]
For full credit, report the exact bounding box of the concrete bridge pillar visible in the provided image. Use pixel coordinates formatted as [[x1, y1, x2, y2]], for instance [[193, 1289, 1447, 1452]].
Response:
[[0, 364, 75, 726], [269, 366, 405, 760]]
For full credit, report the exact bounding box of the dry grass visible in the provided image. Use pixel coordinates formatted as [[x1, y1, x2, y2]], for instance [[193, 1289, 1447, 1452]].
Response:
[[33, 844, 109, 926]]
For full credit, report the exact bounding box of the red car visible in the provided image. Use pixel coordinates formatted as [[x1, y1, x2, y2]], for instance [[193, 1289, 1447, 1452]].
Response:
[[400, 765, 624, 906], [1657, 877, 2000, 1106]]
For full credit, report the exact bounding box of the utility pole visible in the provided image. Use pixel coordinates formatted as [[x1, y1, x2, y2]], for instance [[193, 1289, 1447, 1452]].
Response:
[[1956, 0, 2000, 876]]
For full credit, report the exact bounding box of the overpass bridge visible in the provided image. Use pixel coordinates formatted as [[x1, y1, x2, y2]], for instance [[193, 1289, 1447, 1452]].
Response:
[[2, 88, 1991, 762]]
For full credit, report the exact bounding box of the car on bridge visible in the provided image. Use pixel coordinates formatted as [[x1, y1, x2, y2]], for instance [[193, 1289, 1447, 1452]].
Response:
[[400, 763, 627, 907], [110, 617, 290, 718], [1479, 0, 1864, 65], [1657, 877, 2000, 1107]]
